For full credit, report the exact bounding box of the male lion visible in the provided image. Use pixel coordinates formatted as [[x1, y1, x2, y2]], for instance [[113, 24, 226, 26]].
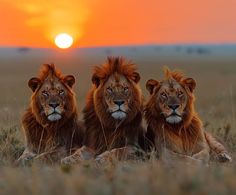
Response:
[[18, 64, 84, 164], [61, 57, 144, 164], [144, 68, 232, 164]]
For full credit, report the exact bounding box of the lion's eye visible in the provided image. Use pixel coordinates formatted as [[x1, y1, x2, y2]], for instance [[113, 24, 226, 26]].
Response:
[[161, 92, 167, 99], [106, 87, 113, 93], [42, 91, 49, 97], [124, 86, 129, 93], [59, 90, 64, 95], [178, 91, 183, 97]]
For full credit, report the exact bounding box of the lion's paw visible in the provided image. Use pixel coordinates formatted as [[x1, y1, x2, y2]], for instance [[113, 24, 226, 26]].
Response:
[[17, 152, 37, 166], [95, 151, 111, 164], [61, 146, 95, 165], [218, 152, 232, 163], [61, 154, 82, 165]]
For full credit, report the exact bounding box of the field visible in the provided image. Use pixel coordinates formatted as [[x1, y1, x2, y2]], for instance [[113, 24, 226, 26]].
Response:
[[0, 45, 236, 194]]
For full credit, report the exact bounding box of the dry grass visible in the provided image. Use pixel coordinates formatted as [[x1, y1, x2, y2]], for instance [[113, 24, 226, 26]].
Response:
[[0, 46, 236, 195]]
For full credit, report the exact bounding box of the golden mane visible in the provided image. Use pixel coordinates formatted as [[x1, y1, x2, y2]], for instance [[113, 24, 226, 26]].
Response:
[[19, 64, 84, 163], [144, 68, 206, 158], [91, 57, 140, 87], [163, 66, 185, 82], [38, 63, 63, 80], [144, 67, 231, 163], [94, 56, 137, 79]]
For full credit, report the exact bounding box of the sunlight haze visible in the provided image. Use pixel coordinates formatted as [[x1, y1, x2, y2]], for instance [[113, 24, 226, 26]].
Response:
[[0, 0, 235, 48]]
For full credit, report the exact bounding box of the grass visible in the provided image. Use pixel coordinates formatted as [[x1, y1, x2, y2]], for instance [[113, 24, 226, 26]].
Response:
[[0, 46, 236, 194]]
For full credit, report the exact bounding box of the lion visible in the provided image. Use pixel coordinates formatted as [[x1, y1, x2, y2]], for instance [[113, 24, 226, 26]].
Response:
[[18, 64, 84, 164], [144, 68, 232, 165], [61, 57, 144, 164]]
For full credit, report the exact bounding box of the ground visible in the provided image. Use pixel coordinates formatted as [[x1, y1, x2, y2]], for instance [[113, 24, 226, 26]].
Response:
[[0, 45, 236, 194]]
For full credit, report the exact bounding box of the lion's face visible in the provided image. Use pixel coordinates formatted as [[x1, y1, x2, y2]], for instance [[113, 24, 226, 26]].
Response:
[[92, 70, 141, 122], [37, 79, 69, 121], [103, 74, 131, 120], [156, 80, 188, 124], [28, 74, 75, 122], [146, 77, 196, 125]]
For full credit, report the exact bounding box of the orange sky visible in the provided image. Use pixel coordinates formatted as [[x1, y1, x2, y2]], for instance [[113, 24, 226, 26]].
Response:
[[0, 0, 236, 48]]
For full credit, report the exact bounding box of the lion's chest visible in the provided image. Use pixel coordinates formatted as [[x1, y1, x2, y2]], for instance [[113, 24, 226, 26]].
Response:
[[31, 127, 73, 153], [91, 127, 136, 154], [156, 130, 199, 155]]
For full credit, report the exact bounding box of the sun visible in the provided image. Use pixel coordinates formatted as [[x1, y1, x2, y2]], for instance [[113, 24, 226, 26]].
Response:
[[54, 33, 73, 49]]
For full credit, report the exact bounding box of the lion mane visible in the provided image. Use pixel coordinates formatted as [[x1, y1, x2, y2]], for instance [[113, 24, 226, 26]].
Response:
[[19, 64, 84, 162], [83, 57, 144, 155], [145, 68, 204, 153], [144, 68, 231, 163]]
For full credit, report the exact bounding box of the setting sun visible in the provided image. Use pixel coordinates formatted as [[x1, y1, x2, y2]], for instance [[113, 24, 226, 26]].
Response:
[[55, 33, 73, 49]]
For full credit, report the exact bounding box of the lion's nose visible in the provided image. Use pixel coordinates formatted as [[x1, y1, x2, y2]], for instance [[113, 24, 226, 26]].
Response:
[[49, 103, 59, 108], [168, 104, 180, 110], [114, 100, 125, 106]]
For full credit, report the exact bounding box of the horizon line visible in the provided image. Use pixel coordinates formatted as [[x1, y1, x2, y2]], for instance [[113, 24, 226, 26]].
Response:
[[1, 43, 236, 50]]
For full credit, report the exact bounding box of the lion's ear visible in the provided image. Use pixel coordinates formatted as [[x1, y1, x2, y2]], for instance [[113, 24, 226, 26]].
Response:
[[131, 72, 140, 83], [92, 74, 100, 87], [146, 79, 159, 94], [64, 75, 75, 88], [182, 78, 196, 92], [28, 77, 41, 92]]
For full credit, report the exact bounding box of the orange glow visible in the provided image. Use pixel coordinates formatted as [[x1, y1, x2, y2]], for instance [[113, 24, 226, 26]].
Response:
[[0, 0, 236, 48]]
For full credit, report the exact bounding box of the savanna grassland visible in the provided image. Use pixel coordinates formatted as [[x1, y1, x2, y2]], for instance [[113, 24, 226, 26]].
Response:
[[0, 45, 236, 195]]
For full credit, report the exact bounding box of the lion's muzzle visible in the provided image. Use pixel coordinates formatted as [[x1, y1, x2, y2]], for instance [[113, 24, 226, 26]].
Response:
[[111, 100, 127, 120], [166, 114, 182, 124], [46, 102, 63, 121]]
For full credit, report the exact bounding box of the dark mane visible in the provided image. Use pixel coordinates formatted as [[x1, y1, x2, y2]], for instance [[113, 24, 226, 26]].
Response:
[[83, 57, 144, 154], [93, 56, 137, 81]]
